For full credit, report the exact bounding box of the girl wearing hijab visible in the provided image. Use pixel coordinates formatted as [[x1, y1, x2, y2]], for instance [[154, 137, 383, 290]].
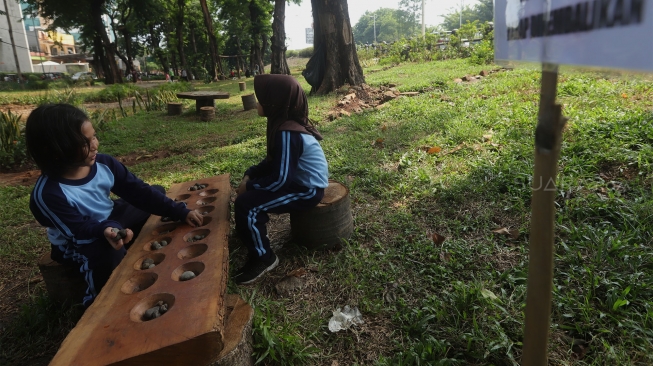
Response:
[[233, 74, 329, 284]]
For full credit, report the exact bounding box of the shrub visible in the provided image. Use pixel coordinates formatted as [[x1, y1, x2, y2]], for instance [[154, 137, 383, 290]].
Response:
[[0, 110, 27, 167], [470, 39, 494, 65]]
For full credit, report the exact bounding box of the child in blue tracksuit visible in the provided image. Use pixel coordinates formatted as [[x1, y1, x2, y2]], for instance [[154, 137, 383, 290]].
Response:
[[233, 74, 329, 284], [26, 104, 202, 307]]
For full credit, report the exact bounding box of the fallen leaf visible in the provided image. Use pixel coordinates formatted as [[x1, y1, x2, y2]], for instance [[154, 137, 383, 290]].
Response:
[[376, 138, 385, 144], [431, 232, 446, 246], [443, 143, 465, 155], [621, 93, 628, 99], [439, 252, 451, 262], [481, 288, 499, 301], [482, 134, 493, 142], [492, 227, 520, 239], [287, 268, 307, 277], [381, 124, 387, 131], [306, 265, 319, 272], [427, 146, 441, 154]]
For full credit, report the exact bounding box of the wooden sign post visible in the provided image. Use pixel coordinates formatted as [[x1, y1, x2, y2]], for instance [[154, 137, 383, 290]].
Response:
[[522, 63, 566, 365], [494, 0, 653, 363]]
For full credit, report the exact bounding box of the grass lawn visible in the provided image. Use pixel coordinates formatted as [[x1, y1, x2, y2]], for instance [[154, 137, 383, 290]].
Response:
[[1, 58, 653, 365]]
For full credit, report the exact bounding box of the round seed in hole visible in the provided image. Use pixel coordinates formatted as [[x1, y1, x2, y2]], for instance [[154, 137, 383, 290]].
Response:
[[143, 300, 169, 320], [189, 186, 196, 191], [161, 240, 168, 247], [201, 211, 208, 215], [180, 271, 196, 281], [141, 258, 154, 270], [151, 242, 162, 250]]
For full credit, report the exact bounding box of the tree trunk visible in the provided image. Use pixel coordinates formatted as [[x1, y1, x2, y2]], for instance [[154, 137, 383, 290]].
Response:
[[248, 0, 264, 75], [261, 34, 268, 74], [112, 26, 132, 76], [94, 35, 110, 80], [270, 0, 289, 75], [149, 24, 169, 73], [121, 28, 135, 75], [176, 0, 190, 81], [310, 0, 364, 95], [199, 0, 220, 80], [171, 51, 179, 76], [92, 0, 122, 84]]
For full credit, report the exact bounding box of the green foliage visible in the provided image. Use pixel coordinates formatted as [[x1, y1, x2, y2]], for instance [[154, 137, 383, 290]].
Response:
[[286, 47, 314, 58], [440, 0, 494, 31], [353, 8, 417, 44], [0, 110, 27, 167], [470, 39, 495, 65]]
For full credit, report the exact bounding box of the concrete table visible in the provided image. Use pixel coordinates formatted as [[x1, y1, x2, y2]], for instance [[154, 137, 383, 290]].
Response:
[[176, 91, 230, 113]]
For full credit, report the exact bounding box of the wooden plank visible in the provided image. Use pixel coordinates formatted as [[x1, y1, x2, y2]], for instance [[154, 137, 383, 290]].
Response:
[[50, 174, 231, 366]]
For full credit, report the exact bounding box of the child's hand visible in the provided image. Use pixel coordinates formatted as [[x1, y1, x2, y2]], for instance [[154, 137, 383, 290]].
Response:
[[104, 227, 133, 250], [185, 210, 203, 227], [236, 175, 250, 196]]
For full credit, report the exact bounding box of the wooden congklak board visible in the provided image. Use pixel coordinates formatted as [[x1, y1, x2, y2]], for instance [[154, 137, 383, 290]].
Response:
[[50, 174, 231, 366]]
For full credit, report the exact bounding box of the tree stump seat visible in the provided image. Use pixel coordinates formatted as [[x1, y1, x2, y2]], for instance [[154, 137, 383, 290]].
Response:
[[38, 252, 87, 305], [290, 180, 353, 250]]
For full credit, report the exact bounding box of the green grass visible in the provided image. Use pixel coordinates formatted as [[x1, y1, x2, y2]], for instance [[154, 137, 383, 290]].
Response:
[[2, 59, 653, 365]]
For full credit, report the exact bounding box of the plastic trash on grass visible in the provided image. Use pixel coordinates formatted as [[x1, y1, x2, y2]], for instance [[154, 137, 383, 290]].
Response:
[[328, 305, 364, 332]]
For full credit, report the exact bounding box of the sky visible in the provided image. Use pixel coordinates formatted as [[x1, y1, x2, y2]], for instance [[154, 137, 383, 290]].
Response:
[[284, 0, 479, 50]]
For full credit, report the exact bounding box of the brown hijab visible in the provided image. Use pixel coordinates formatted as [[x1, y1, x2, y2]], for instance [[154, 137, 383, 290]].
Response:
[[254, 74, 322, 161]]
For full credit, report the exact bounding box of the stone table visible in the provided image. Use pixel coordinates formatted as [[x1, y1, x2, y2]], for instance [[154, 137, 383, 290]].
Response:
[[177, 91, 230, 113]]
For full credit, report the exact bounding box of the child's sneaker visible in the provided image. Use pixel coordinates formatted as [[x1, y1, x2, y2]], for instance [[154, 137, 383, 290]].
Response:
[[233, 253, 279, 285]]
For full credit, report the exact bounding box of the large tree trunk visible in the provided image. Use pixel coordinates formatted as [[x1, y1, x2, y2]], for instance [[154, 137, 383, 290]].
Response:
[[176, 0, 190, 81], [112, 26, 132, 76], [248, 0, 264, 75], [199, 0, 220, 80], [149, 24, 169, 73], [92, 0, 122, 84], [310, 0, 364, 95], [93, 35, 108, 78], [171, 51, 179, 76], [270, 0, 289, 75]]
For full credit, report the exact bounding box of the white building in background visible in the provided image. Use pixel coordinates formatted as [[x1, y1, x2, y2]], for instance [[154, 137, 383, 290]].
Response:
[[0, 0, 32, 73]]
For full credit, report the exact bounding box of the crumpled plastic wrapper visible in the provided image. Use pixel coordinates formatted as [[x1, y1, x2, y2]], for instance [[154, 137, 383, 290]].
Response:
[[328, 305, 364, 332]]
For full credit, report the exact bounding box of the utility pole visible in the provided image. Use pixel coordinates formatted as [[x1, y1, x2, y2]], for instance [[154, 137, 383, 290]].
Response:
[[459, 0, 464, 28], [3, 0, 22, 80], [421, 0, 425, 38]]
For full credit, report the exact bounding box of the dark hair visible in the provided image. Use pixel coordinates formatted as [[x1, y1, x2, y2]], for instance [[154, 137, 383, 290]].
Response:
[[25, 104, 90, 177]]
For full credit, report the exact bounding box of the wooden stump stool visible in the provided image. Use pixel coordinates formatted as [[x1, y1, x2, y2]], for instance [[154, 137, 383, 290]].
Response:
[[200, 106, 215, 121], [38, 252, 87, 305], [210, 294, 254, 366], [290, 180, 353, 250], [241, 94, 257, 111], [238, 82, 246, 91], [167, 102, 183, 116]]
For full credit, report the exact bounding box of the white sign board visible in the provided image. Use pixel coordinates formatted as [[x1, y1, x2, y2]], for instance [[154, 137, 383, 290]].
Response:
[[495, 0, 653, 71], [306, 28, 314, 44]]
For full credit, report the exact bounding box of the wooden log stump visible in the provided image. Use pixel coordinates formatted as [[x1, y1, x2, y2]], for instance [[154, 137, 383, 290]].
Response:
[[210, 294, 254, 366], [167, 102, 183, 116], [290, 180, 353, 250], [38, 252, 87, 305], [238, 82, 246, 91], [200, 106, 215, 121], [241, 94, 257, 111]]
